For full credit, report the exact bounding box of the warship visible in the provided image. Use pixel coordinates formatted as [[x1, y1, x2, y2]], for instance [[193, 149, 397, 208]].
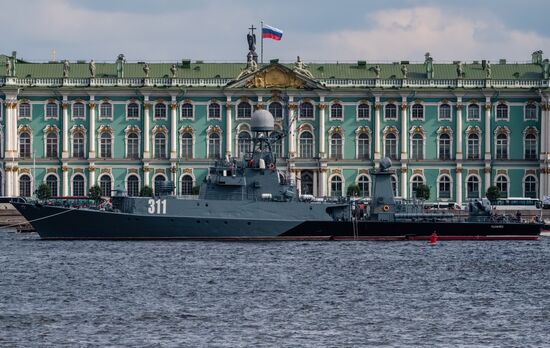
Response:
[[11, 109, 541, 241]]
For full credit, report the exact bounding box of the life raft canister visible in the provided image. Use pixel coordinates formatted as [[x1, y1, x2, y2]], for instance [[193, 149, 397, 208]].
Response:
[[382, 205, 390, 212]]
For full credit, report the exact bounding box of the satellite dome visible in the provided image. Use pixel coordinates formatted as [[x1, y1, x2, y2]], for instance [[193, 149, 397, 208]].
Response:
[[251, 109, 274, 132], [380, 157, 392, 171]]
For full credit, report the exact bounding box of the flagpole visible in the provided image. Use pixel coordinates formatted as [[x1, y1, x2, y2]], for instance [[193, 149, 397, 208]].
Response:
[[260, 20, 264, 64]]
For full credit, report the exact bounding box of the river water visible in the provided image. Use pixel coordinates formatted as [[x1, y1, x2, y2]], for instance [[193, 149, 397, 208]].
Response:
[[1, 231, 549, 347]]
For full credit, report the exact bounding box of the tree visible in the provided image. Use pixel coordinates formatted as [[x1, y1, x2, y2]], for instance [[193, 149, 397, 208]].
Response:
[[89, 185, 102, 202], [35, 183, 51, 200], [486, 186, 501, 202], [347, 184, 361, 197], [140, 185, 153, 197], [415, 184, 430, 200]]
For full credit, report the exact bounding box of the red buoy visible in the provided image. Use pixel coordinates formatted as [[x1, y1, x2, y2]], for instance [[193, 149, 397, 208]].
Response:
[[429, 231, 438, 245]]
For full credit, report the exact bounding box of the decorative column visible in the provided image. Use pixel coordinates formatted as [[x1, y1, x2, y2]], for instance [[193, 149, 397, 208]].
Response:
[[374, 96, 381, 161], [456, 167, 463, 207], [319, 97, 325, 157], [319, 169, 327, 197], [62, 165, 69, 196], [143, 165, 150, 187], [456, 98, 463, 160], [484, 167, 491, 194], [5, 98, 17, 159], [143, 98, 150, 159], [5, 167, 12, 196], [484, 99, 491, 159], [400, 98, 408, 161], [401, 167, 408, 199], [288, 99, 297, 157], [541, 103, 547, 197], [62, 99, 69, 158], [313, 171, 318, 196], [170, 166, 177, 194], [88, 99, 96, 159], [225, 98, 232, 156], [170, 98, 177, 159], [88, 164, 96, 188]]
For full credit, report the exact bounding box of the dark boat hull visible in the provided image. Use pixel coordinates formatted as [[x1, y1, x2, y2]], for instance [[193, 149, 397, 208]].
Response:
[[12, 202, 541, 241]]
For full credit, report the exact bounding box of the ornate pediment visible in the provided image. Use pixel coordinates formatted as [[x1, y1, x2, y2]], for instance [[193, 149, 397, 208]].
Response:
[[226, 63, 326, 90]]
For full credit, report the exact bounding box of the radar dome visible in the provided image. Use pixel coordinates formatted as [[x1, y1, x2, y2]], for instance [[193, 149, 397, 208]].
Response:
[[251, 109, 274, 132], [380, 157, 392, 171]]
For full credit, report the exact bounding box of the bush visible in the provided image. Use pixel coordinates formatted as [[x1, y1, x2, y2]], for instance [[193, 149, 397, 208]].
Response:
[[486, 186, 501, 202], [35, 183, 51, 200], [140, 186, 154, 197], [415, 184, 430, 200], [89, 185, 102, 202], [346, 184, 361, 197]]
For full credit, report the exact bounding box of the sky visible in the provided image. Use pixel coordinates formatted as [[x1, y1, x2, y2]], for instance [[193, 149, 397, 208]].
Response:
[[2, 0, 550, 64]]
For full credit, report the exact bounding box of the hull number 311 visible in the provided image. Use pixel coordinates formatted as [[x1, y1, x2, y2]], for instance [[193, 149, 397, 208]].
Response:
[[148, 199, 167, 214]]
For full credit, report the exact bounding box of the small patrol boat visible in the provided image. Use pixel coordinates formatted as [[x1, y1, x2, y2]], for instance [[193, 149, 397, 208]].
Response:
[[12, 110, 541, 240]]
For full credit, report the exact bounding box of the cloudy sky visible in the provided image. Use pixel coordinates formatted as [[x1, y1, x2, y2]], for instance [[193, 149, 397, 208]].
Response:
[[2, 0, 549, 64]]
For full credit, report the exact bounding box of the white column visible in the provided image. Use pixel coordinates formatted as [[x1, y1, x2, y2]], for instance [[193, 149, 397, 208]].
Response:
[[143, 98, 150, 159], [313, 171, 318, 196], [400, 98, 408, 160], [62, 165, 69, 196], [319, 170, 327, 197], [296, 170, 301, 195], [401, 169, 408, 199], [484, 99, 491, 159], [89, 163, 96, 187], [225, 97, 232, 156], [456, 98, 463, 160], [170, 98, 177, 159], [456, 169, 463, 206], [319, 97, 325, 157], [288, 98, 296, 157], [88, 99, 96, 159], [374, 96, 381, 161], [62, 99, 69, 158], [144, 166, 150, 187], [5, 99, 15, 159], [485, 168, 491, 194], [6, 168, 12, 196]]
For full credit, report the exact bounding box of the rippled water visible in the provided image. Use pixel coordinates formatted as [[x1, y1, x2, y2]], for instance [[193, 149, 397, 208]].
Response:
[[1, 231, 549, 347]]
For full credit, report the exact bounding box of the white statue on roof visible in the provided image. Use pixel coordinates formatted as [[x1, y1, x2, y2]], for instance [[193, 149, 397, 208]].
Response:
[[293, 56, 313, 78], [89, 60, 96, 78], [236, 55, 258, 79], [143, 63, 150, 77], [63, 60, 70, 78]]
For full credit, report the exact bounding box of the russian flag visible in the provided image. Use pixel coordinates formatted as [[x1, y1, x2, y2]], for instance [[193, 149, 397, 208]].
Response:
[[262, 24, 283, 41]]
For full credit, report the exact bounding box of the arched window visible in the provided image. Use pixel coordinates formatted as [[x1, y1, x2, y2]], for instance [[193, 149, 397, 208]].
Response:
[[127, 175, 140, 197], [524, 175, 537, 198], [357, 103, 369, 119], [72, 102, 85, 119], [300, 102, 314, 118], [357, 133, 370, 160], [19, 132, 31, 158], [385, 133, 397, 160], [19, 102, 31, 118], [439, 133, 451, 160], [300, 171, 313, 195], [385, 104, 397, 119], [72, 174, 85, 196], [19, 175, 31, 197], [99, 175, 112, 197], [467, 134, 480, 159], [46, 132, 58, 158], [46, 102, 58, 118], [153, 175, 166, 194], [237, 132, 252, 157], [181, 175, 193, 195], [45, 174, 58, 196], [208, 103, 221, 119], [495, 175, 508, 198], [99, 102, 112, 118], [100, 132, 112, 158], [467, 176, 480, 198], [237, 102, 252, 119], [299, 131, 313, 158], [330, 175, 342, 197], [525, 104, 537, 120], [73, 132, 85, 158], [411, 175, 425, 198], [330, 133, 343, 159], [270, 131, 282, 158], [181, 133, 193, 159], [154, 103, 167, 119], [357, 175, 370, 197], [127, 133, 139, 159], [439, 103, 451, 120], [411, 133, 423, 160], [269, 102, 283, 118], [208, 133, 221, 159], [330, 104, 343, 119], [496, 133, 508, 160], [468, 104, 480, 120], [391, 175, 398, 197], [438, 175, 451, 199], [154, 133, 167, 159], [525, 133, 537, 160], [411, 104, 424, 119], [181, 103, 193, 119], [496, 104, 508, 120], [127, 103, 139, 118]]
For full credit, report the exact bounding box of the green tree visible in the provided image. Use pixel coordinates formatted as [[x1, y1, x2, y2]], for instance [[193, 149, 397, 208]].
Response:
[[347, 184, 361, 197], [140, 185, 154, 197], [89, 184, 102, 202], [35, 183, 51, 200], [415, 184, 430, 200], [486, 186, 501, 202], [192, 186, 201, 195]]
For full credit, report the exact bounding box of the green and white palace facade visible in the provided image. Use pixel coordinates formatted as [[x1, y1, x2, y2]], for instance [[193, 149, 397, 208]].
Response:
[[1, 51, 550, 205]]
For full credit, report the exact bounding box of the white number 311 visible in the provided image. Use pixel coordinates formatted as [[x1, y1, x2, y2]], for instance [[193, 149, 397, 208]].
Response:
[[147, 199, 167, 214]]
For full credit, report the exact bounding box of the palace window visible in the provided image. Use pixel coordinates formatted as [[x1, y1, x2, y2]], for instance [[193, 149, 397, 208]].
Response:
[[385, 104, 397, 119], [237, 132, 252, 157], [385, 133, 398, 160], [330, 104, 343, 119], [153, 175, 166, 194], [181, 103, 193, 119], [181, 175, 194, 195], [73, 102, 85, 119], [127, 103, 139, 119], [357, 133, 370, 160], [19, 102, 31, 119], [330, 133, 343, 159], [524, 175, 537, 198], [100, 132, 112, 158], [269, 102, 283, 119], [496, 134, 508, 160], [46, 132, 58, 158], [467, 134, 480, 159], [19, 175, 31, 197], [300, 102, 314, 119], [72, 174, 85, 196], [439, 133, 451, 160], [99, 175, 112, 197], [300, 171, 313, 195], [127, 175, 140, 197], [72, 131, 85, 158], [391, 175, 398, 197], [330, 175, 343, 197], [270, 131, 282, 158], [237, 102, 252, 119], [411, 133, 423, 160], [467, 104, 480, 120], [154, 103, 167, 119], [438, 175, 451, 199], [357, 103, 369, 119], [208, 103, 221, 119], [411, 104, 424, 120], [19, 132, 31, 158], [154, 133, 167, 159], [45, 174, 58, 197], [357, 175, 370, 197], [439, 103, 451, 120], [525, 104, 537, 120], [46, 102, 58, 119], [411, 175, 425, 198], [208, 133, 221, 159], [127, 133, 140, 159], [495, 175, 508, 198], [525, 133, 537, 160], [496, 104, 508, 120], [299, 131, 313, 158], [181, 133, 193, 159], [467, 176, 480, 199], [100, 102, 112, 118]]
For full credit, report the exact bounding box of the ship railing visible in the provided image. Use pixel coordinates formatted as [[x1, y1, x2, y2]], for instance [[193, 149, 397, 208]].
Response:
[[176, 195, 199, 200]]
